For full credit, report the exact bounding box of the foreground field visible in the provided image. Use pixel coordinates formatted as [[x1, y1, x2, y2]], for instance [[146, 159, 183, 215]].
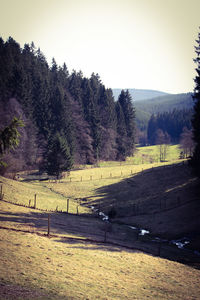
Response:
[[1, 145, 183, 215], [0, 216, 200, 299], [0, 144, 200, 299], [1, 145, 199, 240]]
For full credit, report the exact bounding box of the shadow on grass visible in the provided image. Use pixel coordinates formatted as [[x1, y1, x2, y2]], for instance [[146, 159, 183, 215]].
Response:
[[88, 163, 198, 215], [54, 237, 128, 252], [0, 163, 200, 266], [1, 201, 200, 267]]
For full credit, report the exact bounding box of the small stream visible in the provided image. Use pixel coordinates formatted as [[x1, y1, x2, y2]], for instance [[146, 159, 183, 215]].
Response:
[[90, 206, 200, 255]]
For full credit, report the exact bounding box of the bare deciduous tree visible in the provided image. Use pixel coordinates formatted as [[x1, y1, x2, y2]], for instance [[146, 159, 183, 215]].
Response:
[[179, 127, 194, 158], [156, 129, 171, 162]]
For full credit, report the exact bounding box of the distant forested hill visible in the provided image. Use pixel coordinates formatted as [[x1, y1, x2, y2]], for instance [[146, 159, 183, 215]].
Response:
[[147, 109, 193, 144], [134, 93, 194, 132], [112, 88, 168, 101], [135, 93, 193, 114], [0, 37, 136, 173]]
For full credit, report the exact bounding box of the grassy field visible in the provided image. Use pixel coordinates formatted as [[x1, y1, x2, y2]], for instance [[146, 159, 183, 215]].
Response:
[[0, 144, 200, 299], [0, 145, 198, 239], [88, 144, 181, 168], [0, 145, 182, 215], [0, 202, 200, 299]]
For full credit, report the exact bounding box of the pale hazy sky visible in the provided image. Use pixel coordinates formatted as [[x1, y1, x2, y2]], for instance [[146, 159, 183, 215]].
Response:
[[0, 0, 200, 93]]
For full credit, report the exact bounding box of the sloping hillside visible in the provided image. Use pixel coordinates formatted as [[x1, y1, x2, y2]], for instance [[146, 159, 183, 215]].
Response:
[[134, 93, 193, 115], [0, 179, 200, 299], [0, 220, 200, 299], [94, 163, 200, 239], [134, 93, 193, 131], [112, 88, 168, 101]]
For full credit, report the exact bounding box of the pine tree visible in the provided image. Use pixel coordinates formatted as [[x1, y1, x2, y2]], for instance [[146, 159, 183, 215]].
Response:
[[0, 117, 24, 171], [115, 101, 128, 160], [118, 90, 136, 156], [81, 78, 101, 162], [191, 29, 200, 177], [42, 133, 73, 179]]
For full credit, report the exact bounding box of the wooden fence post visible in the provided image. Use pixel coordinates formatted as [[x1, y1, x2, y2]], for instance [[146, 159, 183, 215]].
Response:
[[67, 199, 69, 214], [34, 194, 37, 209], [48, 214, 50, 237], [77, 205, 79, 215], [0, 185, 3, 200]]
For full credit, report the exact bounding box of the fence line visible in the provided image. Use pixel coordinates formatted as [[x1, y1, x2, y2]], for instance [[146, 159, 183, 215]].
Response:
[[57, 162, 185, 183], [0, 219, 197, 264], [0, 162, 192, 218], [0, 185, 196, 222]]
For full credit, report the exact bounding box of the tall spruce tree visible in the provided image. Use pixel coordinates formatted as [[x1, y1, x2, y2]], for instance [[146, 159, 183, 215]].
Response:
[[118, 90, 136, 156], [0, 117, 24, 172], [42, 133, 73, 179], [191, 29, 200, 177], [0, 36, 140, 170], [115, 101, 127, 160]]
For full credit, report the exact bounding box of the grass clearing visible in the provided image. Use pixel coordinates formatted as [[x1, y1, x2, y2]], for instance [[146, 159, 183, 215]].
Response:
[[0, 225, 200, 299], [0, 143, 200, 299], [98, 144, 181, 166], [1, 145, 183, 215], [0, 176, 90, 214]]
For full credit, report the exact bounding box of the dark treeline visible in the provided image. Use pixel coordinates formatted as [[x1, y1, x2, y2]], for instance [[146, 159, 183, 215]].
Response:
[[147, 109, 193, 145], [0, 37, 136, 173], [191, 29, 200, 177]]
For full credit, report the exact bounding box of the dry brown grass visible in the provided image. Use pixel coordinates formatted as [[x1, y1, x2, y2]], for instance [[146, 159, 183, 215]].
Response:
[[0, 149, 199, 299], [0, 224, 200, 300], [91, 163, 200, 238]]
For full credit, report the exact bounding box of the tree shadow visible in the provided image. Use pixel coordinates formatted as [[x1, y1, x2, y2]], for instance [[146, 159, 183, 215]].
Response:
[[89, 163, 200, 238], [90, 163, 197, 211], [1, 163, 200, 265], [0, 202, 149, 253], [54, 237, 126, 252]]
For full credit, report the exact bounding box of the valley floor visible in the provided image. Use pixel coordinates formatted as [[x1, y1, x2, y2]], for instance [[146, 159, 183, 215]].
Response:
[[0, 219, 200, 300], [0, 148, 200, 299]]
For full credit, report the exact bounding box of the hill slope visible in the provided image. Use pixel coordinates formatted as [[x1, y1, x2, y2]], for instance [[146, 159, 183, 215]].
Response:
[[112, 88, 169, 101], [94, 163, 200, 239], [0, 165, 200, 299], [134, 93, 193, 131], [1, 221, 200, 299], [134, 93, 193, 115]]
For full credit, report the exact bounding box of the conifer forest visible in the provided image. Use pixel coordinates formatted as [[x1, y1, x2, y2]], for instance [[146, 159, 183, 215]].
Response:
[[0, 37, 136, 174]]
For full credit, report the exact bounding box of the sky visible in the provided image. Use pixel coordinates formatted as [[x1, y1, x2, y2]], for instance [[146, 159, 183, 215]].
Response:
[[0, 0, 200, 94]]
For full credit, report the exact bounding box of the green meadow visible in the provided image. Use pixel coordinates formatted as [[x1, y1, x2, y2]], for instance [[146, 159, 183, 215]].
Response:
[[1, 145, 182, 214], [0, 223, 200, 300], [1, 144, 199, 299]]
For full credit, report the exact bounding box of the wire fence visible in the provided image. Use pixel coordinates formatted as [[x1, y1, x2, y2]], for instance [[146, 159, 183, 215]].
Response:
[[0, 161, 195, 218]]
